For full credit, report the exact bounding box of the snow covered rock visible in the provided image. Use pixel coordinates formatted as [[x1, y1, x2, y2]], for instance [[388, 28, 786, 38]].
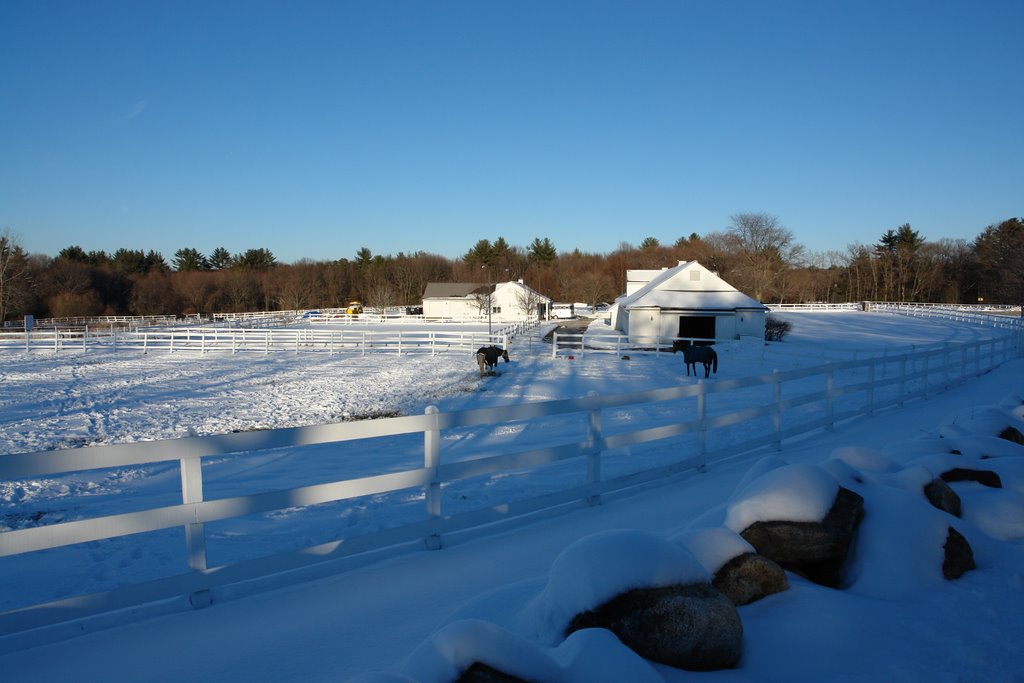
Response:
[[1001, 426, 1024, 445], [713, 553, 789, 606], [538, 529, 741, 671], [675, 527, 788, 606], [940, 467, 1003, 488], [736, 485, 864, 589], [942, 527, 976, 579], [401, 619, 561, 683], [923, 478, 962, 517], [566, 583, 743, 671]]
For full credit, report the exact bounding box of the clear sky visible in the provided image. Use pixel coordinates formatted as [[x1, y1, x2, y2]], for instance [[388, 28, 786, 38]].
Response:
[[2, 1, 1021, 265]]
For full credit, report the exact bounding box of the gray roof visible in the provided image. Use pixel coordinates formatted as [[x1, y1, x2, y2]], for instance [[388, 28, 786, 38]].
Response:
[[423, 282, 489, 299]]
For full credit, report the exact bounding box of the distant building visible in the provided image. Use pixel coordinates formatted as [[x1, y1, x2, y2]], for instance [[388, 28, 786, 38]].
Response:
[[422, 280, 551, 321], [610, 261, 767, 343]]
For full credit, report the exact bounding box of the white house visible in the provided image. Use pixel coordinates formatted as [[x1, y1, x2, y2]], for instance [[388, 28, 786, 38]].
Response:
[[610, 261, 767, 343], [422, 280, 551, 321]]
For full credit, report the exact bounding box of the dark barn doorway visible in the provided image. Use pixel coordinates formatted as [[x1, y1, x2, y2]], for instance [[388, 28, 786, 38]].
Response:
[[678, 315, 716, 345]]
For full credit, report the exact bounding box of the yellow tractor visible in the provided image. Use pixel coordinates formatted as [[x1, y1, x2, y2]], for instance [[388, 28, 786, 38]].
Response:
[[345, 301, 363, 316]]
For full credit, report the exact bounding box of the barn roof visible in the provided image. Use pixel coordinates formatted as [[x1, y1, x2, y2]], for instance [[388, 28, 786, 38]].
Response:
[[618, 261, 767, 312], [423, 283, 488, 299]]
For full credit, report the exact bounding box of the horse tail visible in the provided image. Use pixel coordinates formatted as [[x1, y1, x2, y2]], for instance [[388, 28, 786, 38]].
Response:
[[712, 349, 718, 374]]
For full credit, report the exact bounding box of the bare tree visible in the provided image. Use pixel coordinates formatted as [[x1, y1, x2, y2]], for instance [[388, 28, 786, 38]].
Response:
[[173, 271, 219, 315], [514, 283, 547, 319], [724, 213, 803, 301], [0, 228, 30, 322]]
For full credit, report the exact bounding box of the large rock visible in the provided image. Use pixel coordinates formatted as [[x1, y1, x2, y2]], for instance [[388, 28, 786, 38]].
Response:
[[942, 526, 976, 579], [941, 467, 1003, 488], [1000, 426, 1024, 445], [567, 583, 742, 671], [457, 663, 531, 683], [739, 486, 864, 588], [712, 552, 789, 606], [924, 478, 962, 517]]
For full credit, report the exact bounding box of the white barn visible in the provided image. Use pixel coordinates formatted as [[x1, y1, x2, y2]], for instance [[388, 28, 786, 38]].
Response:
[[422, 280, 551, 321], [610, 261, 767, 343]]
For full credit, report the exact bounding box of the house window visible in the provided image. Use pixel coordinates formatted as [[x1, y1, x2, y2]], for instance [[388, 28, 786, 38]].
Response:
[[491, 306, 501, 314], [689, 270, 701, 281]]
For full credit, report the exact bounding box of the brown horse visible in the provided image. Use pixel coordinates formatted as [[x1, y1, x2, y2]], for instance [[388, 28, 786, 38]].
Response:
[[682, 345, 717, 378]]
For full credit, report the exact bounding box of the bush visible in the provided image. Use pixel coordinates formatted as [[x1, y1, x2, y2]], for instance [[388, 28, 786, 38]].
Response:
[[764, 315, 792, 342]]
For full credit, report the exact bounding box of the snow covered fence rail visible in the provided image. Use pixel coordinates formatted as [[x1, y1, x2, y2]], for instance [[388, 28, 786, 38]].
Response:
[[0, 334, 1020, 646], [0, 327, 510, 356], [766, 303, 860, 311], [550, 333, 718, 357], [876, 303, 1024, 331]]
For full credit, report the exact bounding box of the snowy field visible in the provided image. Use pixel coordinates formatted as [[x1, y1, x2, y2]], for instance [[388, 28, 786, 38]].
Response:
[[1, 311, 1023, 682]]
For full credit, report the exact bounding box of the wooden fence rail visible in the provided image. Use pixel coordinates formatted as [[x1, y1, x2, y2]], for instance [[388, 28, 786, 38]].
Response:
[[0, 326, 1020, 647]]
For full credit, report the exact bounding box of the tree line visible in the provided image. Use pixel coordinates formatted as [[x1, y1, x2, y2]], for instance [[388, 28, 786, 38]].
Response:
[[1, 214, 1021, 323]]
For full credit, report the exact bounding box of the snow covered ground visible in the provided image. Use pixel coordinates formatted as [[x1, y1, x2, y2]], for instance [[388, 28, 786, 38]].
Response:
[[1, 311, 1023, 682]]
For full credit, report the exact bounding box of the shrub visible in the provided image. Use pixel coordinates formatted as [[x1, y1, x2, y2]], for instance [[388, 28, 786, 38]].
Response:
[[764, 315, 792, 342]]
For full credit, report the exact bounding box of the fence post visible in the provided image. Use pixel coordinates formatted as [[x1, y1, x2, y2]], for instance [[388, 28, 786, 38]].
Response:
[[943, 343, 950, 389], [424, 405, 442, 550], [772, 369, 782, 451], [867, 360, 876, 415], [179, 455, 211, 608], [825, 367, 835, 429], [898, 355, 907, 407], [84, 325, 88, 352], [586, 392, 603, 506], [696, 381, 707, 472]]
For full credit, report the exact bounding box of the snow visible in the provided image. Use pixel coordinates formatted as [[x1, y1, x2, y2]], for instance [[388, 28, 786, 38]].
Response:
[[1, 311, 1024, 681], [724, 463, 839, 532], [530, 529, 708, 639]]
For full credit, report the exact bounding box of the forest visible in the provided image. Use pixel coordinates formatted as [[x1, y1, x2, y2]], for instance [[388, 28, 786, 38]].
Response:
[[1, 214, 1021, 323]]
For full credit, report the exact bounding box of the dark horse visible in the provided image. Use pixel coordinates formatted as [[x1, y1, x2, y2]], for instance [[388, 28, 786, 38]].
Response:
[[682, 345, 718, 378]]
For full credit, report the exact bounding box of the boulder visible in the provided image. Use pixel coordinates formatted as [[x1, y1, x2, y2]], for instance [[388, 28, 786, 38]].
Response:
[[457, 663, 532, 683], [942, 526, 976, 579], [712, 552, 789, 606], [940, 468, 1002, 488], [999, 426, 1024, 445], [567, 583, 742, 671], [739, 486, 864, 588], [924, 478, 962, 517]]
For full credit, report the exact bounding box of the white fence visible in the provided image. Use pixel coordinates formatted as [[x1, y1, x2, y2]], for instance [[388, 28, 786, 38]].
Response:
[[0, 327, 514, 356], [549, 333, 718, 358], [874, 303, 1024, 330], [549, 304, 1024, 359], [1, 326, 1020, 647]]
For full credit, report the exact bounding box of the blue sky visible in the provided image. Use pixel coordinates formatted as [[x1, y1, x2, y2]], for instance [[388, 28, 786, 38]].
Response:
[[2, 1, 1021, 264]]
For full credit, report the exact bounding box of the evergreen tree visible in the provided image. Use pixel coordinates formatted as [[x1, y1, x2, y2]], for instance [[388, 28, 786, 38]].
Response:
[[527, 237, 557, 265], [173, 248, 210, 272], [209, 247, 233, 270]]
